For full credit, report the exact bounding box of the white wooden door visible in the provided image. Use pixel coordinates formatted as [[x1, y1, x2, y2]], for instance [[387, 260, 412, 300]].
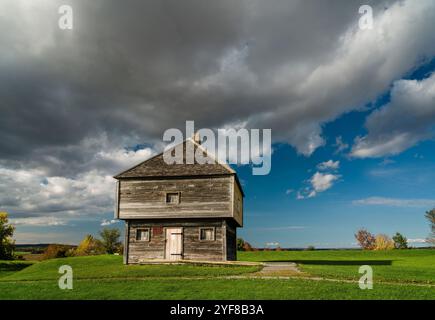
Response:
[[165, 228, 183, 260]]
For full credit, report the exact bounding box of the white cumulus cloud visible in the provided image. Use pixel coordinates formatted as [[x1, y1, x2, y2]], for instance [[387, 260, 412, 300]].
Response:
[[407, 238, 428, 244], [353, 197, 435, 208], [100, 219, 119, 226], [317, 160, 340, 171], [311, 172, 340, 193], [298, 172, 340, 199], [351, 72, 435, 158]]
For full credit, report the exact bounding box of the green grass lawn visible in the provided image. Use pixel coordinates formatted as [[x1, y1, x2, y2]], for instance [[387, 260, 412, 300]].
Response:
[[0, 261, 34, 279], [1, 277, 434, 300], [0, 250, 434, 300], [239, 249, 435, 284], [2, 255, 260, 281]]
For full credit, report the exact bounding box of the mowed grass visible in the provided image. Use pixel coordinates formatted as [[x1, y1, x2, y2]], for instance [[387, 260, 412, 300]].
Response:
[[0, 250, 434, 299], [239, 249, 435, 284], [1, 277, 434, 300], [1, 255, 260, 281], [0, 261, 34, 279]]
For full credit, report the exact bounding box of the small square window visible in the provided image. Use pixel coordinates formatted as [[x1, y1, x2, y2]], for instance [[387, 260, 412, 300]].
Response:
[[166, 192, 180, 204], [136, 229, 150, 241], [200, 228, 215, 241]]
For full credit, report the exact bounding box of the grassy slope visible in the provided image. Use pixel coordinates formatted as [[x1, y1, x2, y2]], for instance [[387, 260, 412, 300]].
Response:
[[0, 261, 34, 279], [238, 249, 435, 284], [0, 250, 434, 299], [1, 255, 260, 281]]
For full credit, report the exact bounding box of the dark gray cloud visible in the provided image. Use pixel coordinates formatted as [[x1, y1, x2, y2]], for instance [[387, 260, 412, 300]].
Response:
[[1, 0, 400, 163]]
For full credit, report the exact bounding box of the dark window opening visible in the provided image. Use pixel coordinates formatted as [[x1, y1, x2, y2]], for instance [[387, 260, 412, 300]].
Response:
[[199, 227, 215, 241], [136, 228, 150, 241], [166, 192, 180, 204]]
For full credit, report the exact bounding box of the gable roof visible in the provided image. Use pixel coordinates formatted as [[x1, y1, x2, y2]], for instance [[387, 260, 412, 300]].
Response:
[[114, 138, 236, 179]]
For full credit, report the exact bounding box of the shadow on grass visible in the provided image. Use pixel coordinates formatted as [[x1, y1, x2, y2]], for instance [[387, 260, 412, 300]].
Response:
[[0, 262, 32, 272], [264, 260, 393, 266]]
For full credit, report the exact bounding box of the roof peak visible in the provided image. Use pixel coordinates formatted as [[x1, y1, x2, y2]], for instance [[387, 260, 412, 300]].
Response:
[[114, 139, 235, 179]]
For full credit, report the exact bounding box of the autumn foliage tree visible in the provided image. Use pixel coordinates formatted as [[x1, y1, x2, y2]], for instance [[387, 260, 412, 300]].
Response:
[[374, 234, 395, 250], [42, 244, 74, 260], [355, 229, 376, 250], [0, 212, 15, 260], [75, 234, 104, 256], [236, 238, 254, 251], [243, 241, 254, 251], [425, 209, 435, 244]]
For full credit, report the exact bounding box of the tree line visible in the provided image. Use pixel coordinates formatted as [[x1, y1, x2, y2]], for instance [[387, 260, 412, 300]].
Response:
[[0, 212, 122, 260], [355, 209, 435, 250], [42, 228, 123, 259]]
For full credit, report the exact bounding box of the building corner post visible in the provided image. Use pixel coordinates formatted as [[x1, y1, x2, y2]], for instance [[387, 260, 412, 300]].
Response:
[[123, 220, 129, 265]]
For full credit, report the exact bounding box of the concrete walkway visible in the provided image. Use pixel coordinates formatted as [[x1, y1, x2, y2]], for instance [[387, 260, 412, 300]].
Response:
[[136, 260, 303, 276], [255, 262, 302, 277]]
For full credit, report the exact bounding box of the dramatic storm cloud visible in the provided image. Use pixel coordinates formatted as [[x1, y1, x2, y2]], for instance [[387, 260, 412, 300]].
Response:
[[1, 0, 435, 229]]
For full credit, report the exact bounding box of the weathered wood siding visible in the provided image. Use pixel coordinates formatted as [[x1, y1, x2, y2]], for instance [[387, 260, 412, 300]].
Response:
[[232, 176, 243, 227], [126, 219, 226, 263], [114, 180, 120, 219], [118, 177, 233, 219]]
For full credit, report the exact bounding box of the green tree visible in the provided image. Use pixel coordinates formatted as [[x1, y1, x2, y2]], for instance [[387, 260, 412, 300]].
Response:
[[237, 238, 245, 251], [0, 212, 15, 260], [425, 209, 435, 244], [99, 228, 121, 254], [392, 232, 408, 249]]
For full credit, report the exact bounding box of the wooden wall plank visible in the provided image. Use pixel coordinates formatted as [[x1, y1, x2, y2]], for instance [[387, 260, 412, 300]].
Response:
[[118, 177, 233, 219], [232, 177, 243, 227], [126, 219, 228, 263]]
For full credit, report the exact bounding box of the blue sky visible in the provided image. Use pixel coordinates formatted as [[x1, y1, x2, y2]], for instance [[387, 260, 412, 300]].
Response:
[[238, 133, 435, 248], [237, 61, 435, 248]]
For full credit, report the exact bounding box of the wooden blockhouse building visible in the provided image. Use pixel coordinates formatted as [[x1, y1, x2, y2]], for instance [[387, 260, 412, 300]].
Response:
[[114, 137, 244, 263]]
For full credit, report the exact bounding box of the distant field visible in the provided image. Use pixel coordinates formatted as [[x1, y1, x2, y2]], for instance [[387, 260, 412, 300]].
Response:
[[13, 244, 48, 261], [0, 250, 434, 299]]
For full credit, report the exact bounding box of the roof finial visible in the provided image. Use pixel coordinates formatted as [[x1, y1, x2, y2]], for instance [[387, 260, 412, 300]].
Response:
[[193, 131, 201, 144]]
